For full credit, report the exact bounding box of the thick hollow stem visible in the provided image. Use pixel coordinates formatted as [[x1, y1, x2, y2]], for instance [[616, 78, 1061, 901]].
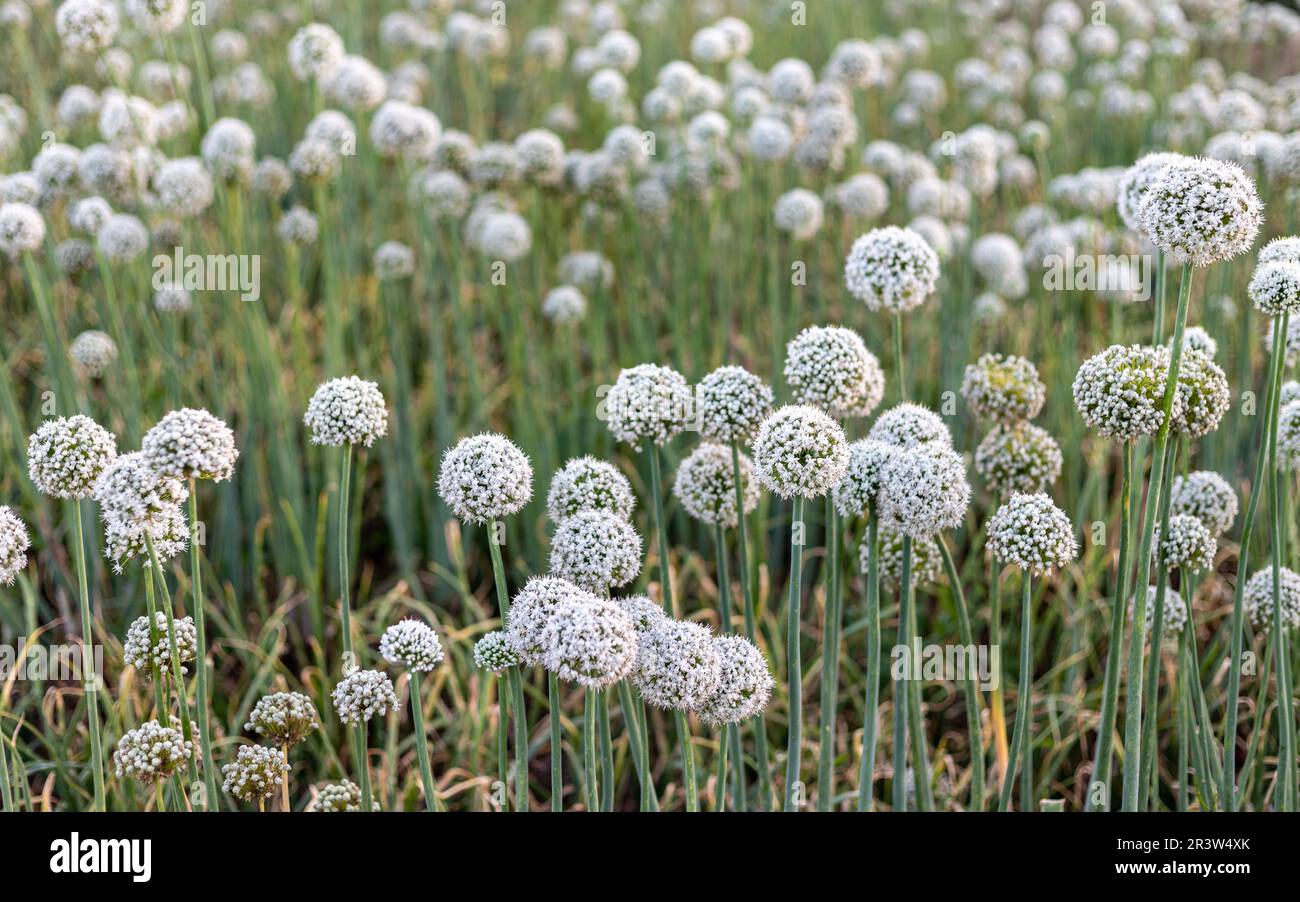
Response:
[[784, 495, 805, 811], [817, 497, 843, 811], [188, 485, 218, 808], [857, 514, 881, 812], [731, 442, 772, 810], [73, 501, 106, 812], [409, 670, 438, 812], [999, 576, 1033, 811], [939, 535, 986, 811]]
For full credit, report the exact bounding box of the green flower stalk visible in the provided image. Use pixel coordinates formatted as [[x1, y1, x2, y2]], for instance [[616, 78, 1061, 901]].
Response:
[[380, 620, 445, 811]]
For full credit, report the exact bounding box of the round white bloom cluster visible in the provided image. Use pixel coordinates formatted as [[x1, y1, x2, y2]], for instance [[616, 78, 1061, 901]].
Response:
[[549, 510, 642, 593], [696, 636, 773, 725], [0, 202, 46, 256], [672, 442, 760, 529], [542, 285, 587, 323], [123, 612, 197, 677], [221, 744, 288, 802], [113, 719, 192, 784], [1248, 261, 1300, 317], [635, 618, 723, 710], [975, 422, 1064, 496], [834, 439, 900, 518], [960, 354, 1046, 423], [0, 507, 29, 586], [547, 456, 634, 523], [604, 363, 694, 450], [379, 619, 445, 672], [784, 325, 885, 419], [312, 780, 372, 812], [142, 407, 238, 482], [331, 669, 398, 724], [69, 330, 117, 379], [773, 188, 825, 241], [617, 594, 668, 635], [245, 692, 320, 746], [540, 597, 639, 689], [877, 447, 971, 540], [1172, 350, 1230, 438], [986, 492, 1078, 574], [437, 433, 533, 524], [1130, 586, 1189, 637], [153, 157, 214, 218], [1136, 156, 1262, 267], [304, 376, 389, 447], [473, 631, 520, 672], [277, 206, 319, 245], [696, 366, 774, 443], [867, 403, 952, 451], [1169, 470, 1237, 536], [507, 576, 595, 665], [1259, 237, 1300, 266], [1073, 344, 1180, 441], [1243, 566, 1300, 631], [288, 23, 345, 81], [1278, 402, 1300, 471], [753, 405, 849, 499], [96, 214, 149, 262], [28, 415, 117, 499], [869, 527, 943, 588], [1116, 152, 1187, 233], [94, 452, 190, 571], [373, 241, 415, 280], [1154, 513, 1216, 572], [844, 226, 941, 313], [1180, 326, 1218, 359], [369, 100, 441, 160], [56, 0, 119, 55]]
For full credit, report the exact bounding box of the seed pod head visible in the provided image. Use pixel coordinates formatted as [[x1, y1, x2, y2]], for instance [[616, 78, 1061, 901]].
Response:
[[379, 619, 445, 672], [1172, 349, 1230, 438], [784, 325, 885, 419], [866, 526, 943, 588], [672, 442, 760, 528], [960, 353, 1046, 423], [437, 433, 533, 524], [1169, 470, 1238, 536], [549, 510, 642, 594], [1073, 344, 1180, 442], [123, 612, 197, 677], [473, 630, 520, 672], [604, 363, 694, 450], [1243, 566, 1300, 631], [311, 780, 374, 812], [142, 407, 239, 482], [635, 618, 723, 710], [113, 719, 192, 784], [331, 669, 398, 725], [1136, 156, 1262, 267], [546, 456, 634, 524], [844, 225, 941, 313], [974, 422, 1063, 496], [697, 635, 773, 725], [696, 366, 774, 443], [304, 376, 388, 447], [221, 744, 289, 802], [0, 506, 29, 586], [245, 692, 320, 746], [986, 492, 1078, 574], [27, 416, 117, 499], [867, 402, 952, 451], [1153, 513, 1216, 572], [877, 447, 971, 540], [753, 405, 849, 499], [1248, 260, 1300, 317], [541, 597, 639, 689]]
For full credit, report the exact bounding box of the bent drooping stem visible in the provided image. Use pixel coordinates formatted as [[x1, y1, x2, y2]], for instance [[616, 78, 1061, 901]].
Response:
[[730, 442, 772, 810], [188, 484, 218, 808], [487, 519, 529, 812], [999, 576, 1034, 811], [784, 495, 806, 811], [938, 536, 986, 811], [73, 500, 106, 812], [857, 514, 881, 812]]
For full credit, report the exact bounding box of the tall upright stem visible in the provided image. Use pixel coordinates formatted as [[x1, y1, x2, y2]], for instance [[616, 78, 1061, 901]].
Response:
[[817, 496, 843, 810], [73, 500, 106, 811], [338, 447, 355, 661], [487, 519, 528, 812], [857, 514, 881, 811], [188, 484, 217, 808], [784, 494, 805, 811], [731, 442, 772, 809], [938, 536, 986, 810], [549, 673, 564, 812], [408, 670, 438, 811], [1269, 313, 1296, 811], [999, 576, 1033, 811], [902, 537, 934, 811], [893, 313, 907, 403]]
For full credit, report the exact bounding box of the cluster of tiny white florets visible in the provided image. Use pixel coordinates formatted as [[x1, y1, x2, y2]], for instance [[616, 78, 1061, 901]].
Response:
[[844, 226, 941, 313], [0, 507, 29, 586], [549, 510, 642, 593], [986, 492, 1078, 574], [379, 620, 445, 672], [331, 669, 399, 725], [1153, 513, 1217, 572], [974, 422, 1064, 496], [867, 403, 952, 451], [784, 325, 885, 419], [473, 631, 520, 672], [542, 286, 587, 323], [696, 636, 773, 725], [773, 188, 824, 241], [506, 576, 595, 664], [141, 407, 239, 482], [540, 597, 639, 689], [1259, 237, 1300, 266], [27, 415, 117, 499], [1115, 152, 1187, 234], [369, 100, 441, 161], [1073, 345, 1180, 441], [0, 202, 45, 256], [288, 23, 345, 81], [672, 443, 760, 529], [113, 719, 192, 784], [1248, 260, 1300, 317], [93, 452, 190, 571], [696, 366, 774, 443], [1169, 471, 1238, 537], [1172, 350, 1231, 438], [153, 157, 214, 217], [69, 330, 117, 379], [1278, 402, 1300, 471], [603, 364, 694, 450], [312, 780, 371, 812], [546, 456, 634, 523], [55, 0, 119, 56], [634, 618, 723, 710], [960, 354, 1047, 423], [1243, 567, 1300, 631], [1180, 326, 1218, 359], [373, 241, 415, 280], [245, 692, 320, 746], [123, 612, 197, 677], [877, 447, 971, 540], [834, 439, 900, 519], [868, 527, 943, 588], [1136, 157, 1263, 268], [221, 744, 289, 802], [617, 595, 668, 635], [1130, 586, 1189, 637], [436, 433, 534, 524], [304, 376, 389, 447], [752, 405, 849, 499]]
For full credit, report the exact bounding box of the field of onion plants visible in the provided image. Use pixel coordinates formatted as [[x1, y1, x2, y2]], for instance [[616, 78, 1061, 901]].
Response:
[[0, 0, 1299, 814]]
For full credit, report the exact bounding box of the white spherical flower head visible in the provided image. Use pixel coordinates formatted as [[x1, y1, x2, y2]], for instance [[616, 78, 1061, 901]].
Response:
[[540, 597, 639, 689], [869, 526, 943, 589], [867, 402, 952, 451], [697, 636, 773, 725], [221, 744, 289, 802], [987, 492, 1078, 574], [27, 415, 117, 499], [142, 407, 238, 482], [773, 188, 825, 241], [331, 669, 398, 725], [546, 456, 634, 524], [379, 619, 445, 672], [604, 363, 694, 450], [96, 214, 149, 263], [1248, 261, 1300, 317], [542, 285, 588, 323], [304, 376, 388, 447], [877, 447, 971, 540], [69, 330, 117, 379], [1116, 152, 1187, 233], [1153, 513, 1216, 572], [474, 631, 520, 672], [1259, 237, 1300, 266], [1136, 156, 1262, 267], [784, 325, 885, 419], [507, 575, 598, 665], [0, 202, 46, 256], [960, 353, 1047, 423], [515, 129, 566, 186], [673, 442, 760, 529], [369, 100, 441, 161], [289, 23, 345, 81], [476, 211, 533, 262], [94, 452, 190, 572], [616, 594, 668, 635], [549, 510, 642, 594], [697, 366, 774, 444], [1130, 586, 1189, 637], [1172, 350, 1230, 438], [753, 405, 850, 499], [844, 226, 941, 313], [123, 612, 197, 676], [834, 439, 901, 518], [1179, 326, 1218, 359], [373, 241, 415, 280], [437, 433, 533, 524], [312, 780, 373, 811], [153, 157, 214, 218], [245, 691, 320, 746], [975, 422, 1064, 497], [635, 618, 724, 710], [1278, 402, 1300, 471], [1073, 344, 1181, 441], [1169, 470, 1237, 536], [1243, 567, 1300, 632], [0, 506, 29, 585], [56, 0, 119, 55], [113, 720, 191, 784]]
